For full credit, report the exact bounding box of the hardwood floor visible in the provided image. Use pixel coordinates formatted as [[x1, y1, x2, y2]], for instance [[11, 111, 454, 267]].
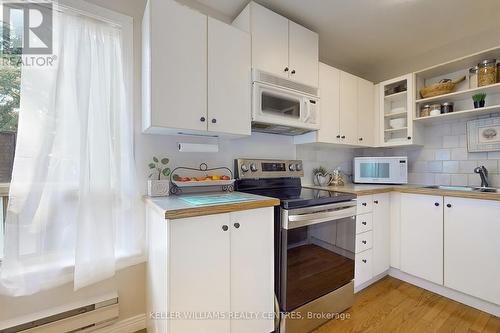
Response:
[[313, 276, 500, 333]]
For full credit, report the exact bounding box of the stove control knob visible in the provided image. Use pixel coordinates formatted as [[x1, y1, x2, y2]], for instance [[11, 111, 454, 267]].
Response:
[[240, 164, 249, 173], [289, 164, 296, 171], [296, 163, 303, 171], [250, 163, 258, 172]]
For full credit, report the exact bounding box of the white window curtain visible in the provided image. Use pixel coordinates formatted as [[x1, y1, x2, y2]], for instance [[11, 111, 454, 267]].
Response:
[[0, 5, 143, 296]]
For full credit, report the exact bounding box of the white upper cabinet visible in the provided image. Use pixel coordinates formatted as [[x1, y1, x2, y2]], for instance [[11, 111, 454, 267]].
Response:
[[233, 2, 319, 87], [246, 2, 289, 79], [400, 193, 443, 285], [143, 0, 251, 137], [208, 17, 251, 136], [143, 0, 207, 133], [357, 78, 375, 146], [339, 71, 359, 145], [316, 63, 340, 143], [288, 21, 319, 87], [444, 197, 500, 306]]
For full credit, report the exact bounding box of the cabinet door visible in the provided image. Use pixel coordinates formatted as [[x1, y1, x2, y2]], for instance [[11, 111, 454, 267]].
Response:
[[372, 193, 390, 276], [401, 194, 443, 285], [170, 214, 231, 333], [357, 78, 375, 146], [208, 18, 251, 136], [230, 208, 274, 333], [355, 250, 373, 288], [317, 63, 340, 143], [339, 71, 358, 145], [389, 192, 401, 269], [288, 21, 319, 87], [250, 2, 289, 78], [148, 0, 207, 131], [444, 197, 500, 305]]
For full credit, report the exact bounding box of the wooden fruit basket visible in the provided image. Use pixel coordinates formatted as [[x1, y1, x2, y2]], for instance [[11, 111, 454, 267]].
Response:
[[419, 76, 466, 98], [169, 163, 234, 194]]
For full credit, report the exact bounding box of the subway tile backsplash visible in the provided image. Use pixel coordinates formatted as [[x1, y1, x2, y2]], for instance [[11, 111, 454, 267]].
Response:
[[359, 118, 500, 187]]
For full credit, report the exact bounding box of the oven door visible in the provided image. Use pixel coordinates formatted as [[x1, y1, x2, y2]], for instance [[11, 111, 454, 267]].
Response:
[[279, 201, 356, 312]]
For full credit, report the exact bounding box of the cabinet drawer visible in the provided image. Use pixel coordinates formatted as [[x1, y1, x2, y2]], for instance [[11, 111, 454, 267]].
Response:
[[355, 249, 373, 288], [357, 195, 373, 214], [355, 231, 373, 253], [356, 213, 373, 234]]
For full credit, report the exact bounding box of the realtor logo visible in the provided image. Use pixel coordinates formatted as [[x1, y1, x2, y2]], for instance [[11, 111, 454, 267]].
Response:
[[2, 1, 53, 54]]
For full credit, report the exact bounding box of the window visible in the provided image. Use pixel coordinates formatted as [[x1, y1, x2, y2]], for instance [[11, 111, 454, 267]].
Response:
[[0, 5, 22, 260]]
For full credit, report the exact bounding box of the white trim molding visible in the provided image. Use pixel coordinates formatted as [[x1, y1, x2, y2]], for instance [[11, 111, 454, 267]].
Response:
[[93, 313, 146, 333]]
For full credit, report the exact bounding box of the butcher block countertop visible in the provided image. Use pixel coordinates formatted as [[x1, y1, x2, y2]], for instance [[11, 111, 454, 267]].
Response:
[[144, 192, 280, 220], [304, 184, 500, 201]]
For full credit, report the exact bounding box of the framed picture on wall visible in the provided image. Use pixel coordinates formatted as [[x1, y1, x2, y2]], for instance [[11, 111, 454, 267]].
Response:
[[467, 117, 500, 152]]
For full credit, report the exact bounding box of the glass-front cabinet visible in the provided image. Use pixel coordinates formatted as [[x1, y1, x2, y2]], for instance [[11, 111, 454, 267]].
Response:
[[379, 74, 422, 146]]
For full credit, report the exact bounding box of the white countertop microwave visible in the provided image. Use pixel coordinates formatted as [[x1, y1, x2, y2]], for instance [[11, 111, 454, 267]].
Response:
[[353, 157, 408, 184]]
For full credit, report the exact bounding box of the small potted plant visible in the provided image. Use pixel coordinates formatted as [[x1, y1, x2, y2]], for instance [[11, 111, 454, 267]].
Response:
[[147, 156, 171, 196], [312, 166, 332, 187], [472, 93, 486, 108]]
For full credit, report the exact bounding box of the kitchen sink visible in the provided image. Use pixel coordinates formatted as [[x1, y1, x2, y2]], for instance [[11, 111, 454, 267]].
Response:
[[423, 185, 500, 193]]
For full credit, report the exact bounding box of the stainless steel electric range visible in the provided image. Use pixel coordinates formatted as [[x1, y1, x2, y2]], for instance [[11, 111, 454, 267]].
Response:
[[234, 158, 357, 333]]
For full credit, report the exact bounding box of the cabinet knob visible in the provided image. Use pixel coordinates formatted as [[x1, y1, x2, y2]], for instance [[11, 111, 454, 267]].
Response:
[[407, 136, 412, 140], [336, 135, 341, 138], [222, 225, 229, 232], [291, 69, 296, 74], [212, 119, 217, 124], [446, 204, 452, 208], [362, 202, 367, 206], [435, 202, 440, 207], [362, 221, 367, 225], [341, 135, 346, 139], [284, 67, 289, 72], [362, 259, 367, 263], [374, 200, 379, 204], [234, 222, 240, 229], [362, 240, 367, 244], [359, 137, 363, 141], [200, 117, 206, 122]]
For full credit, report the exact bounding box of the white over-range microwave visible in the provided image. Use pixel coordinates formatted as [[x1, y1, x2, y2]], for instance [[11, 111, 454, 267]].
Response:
[[353, 157, 408, 184], [251, 69, 320, 135]]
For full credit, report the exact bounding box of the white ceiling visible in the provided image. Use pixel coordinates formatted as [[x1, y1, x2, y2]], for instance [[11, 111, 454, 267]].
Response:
[[195, 0, 500, 82]]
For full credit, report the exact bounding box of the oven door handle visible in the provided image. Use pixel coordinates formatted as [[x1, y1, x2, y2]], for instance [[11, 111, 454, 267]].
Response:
[[285, 205, 356, 230]]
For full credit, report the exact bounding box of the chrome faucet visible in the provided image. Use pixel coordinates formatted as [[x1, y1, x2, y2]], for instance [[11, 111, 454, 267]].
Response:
[[474, 166, 489, 188]]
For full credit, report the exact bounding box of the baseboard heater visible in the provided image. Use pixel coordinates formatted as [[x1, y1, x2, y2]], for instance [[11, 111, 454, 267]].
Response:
[[1, 295, 119, 333]]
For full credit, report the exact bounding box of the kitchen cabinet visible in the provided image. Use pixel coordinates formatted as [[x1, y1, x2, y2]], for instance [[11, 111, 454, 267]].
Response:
[[295, 63, 375, 146], [146, 206, 274, 333], [357, 78, 375, 146], [354, 194, 390, 290], [339, 71, 359, 145], [389, 192, 401, 269], [143, 0, 251, 137], [233, 2, 319, 87], [208, 17, 251, 136], [400, 193, 443, 285], [379, 74, 423, 146], [372, 193, 390, 276], [444, 197, 500, 305]]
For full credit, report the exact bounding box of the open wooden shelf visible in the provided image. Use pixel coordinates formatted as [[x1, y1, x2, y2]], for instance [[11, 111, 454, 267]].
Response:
[[416, 82, 500, 104], [414, 104, 500, 124]]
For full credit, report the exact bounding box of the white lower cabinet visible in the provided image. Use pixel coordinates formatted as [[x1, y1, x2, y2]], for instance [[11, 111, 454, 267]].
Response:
[[372, 193, 391, 276], [147, 206, 274, 333], [400, 193, 443, 285], [354, 194, 390, 290], [444, 197, 500, 305]]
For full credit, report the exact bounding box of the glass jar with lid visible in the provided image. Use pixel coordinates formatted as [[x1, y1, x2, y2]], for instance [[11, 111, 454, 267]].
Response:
[[478, 59, 496, 87], [429, 104, 442, 116], [420, 104, 431, 117], [442, 102, 454, 113], [469, 66, 478, 88]]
